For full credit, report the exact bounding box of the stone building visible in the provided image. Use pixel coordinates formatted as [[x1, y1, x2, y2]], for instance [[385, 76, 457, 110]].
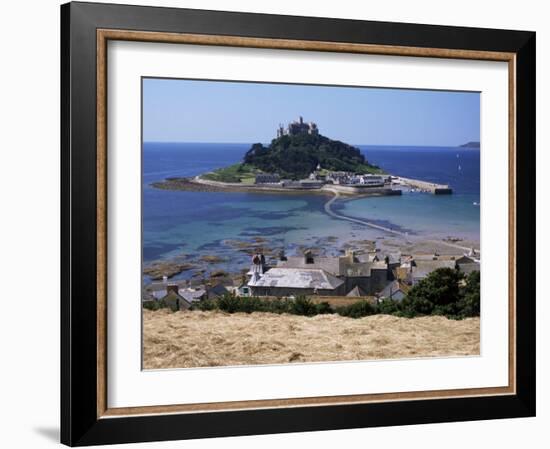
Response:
[[277, 116, 319, 137], [244, 248, 480, 299], [248, 267, 346, 297], [378, 280, 409, 301], [160, 284, 192, 311], [254, 173, 280, 184], [254, 249, 394, 297]]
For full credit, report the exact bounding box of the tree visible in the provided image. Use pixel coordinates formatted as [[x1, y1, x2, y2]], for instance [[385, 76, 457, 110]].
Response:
[[401, 268, 464, 317], [376, 298, 401, 315], [336, 300, 376, 318], [290, 295, 318, 316], [457, 270, 480, 317]]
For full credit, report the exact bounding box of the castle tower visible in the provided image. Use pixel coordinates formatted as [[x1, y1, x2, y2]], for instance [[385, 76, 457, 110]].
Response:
[[309, 122, 319, 135]]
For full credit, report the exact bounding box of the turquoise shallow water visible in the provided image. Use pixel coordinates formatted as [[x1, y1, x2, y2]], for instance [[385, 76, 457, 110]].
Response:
[[142, 143, 480, 279], [336, 192, 480, 239]]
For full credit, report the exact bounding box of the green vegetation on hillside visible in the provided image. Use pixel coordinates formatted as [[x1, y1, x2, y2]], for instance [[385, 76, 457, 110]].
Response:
[[243, 133, 382, 180], [201, 163, 259, 183], [144, 268, 480, 319]]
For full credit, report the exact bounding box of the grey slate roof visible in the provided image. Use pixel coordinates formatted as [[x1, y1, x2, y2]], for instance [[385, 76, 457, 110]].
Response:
[[180, 289, 206, 302], [249, 268, 344, 290], [412, 260, 457, 279], [456, 256, 476, 264], [149, 280, 188, 291], [346, 286, 367, 297], [379, 280, 408, 298], [160, 291, 192, 309], [207, 284, 229, 299], [457, 262, 480, 275], [277, 256, 341, 276]]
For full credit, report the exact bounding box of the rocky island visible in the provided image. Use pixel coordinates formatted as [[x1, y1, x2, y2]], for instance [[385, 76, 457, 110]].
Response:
[[240, 118, 382, 180], [152, 116, 451, 197]]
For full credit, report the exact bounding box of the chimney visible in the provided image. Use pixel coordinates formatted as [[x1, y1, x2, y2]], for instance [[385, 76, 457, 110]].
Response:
[[166, 284, 179, 295]]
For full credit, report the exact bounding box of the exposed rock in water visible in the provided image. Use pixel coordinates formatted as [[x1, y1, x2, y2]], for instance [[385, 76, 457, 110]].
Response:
[[444, 236, 464, 243], [210, 270, 229, 278], [199, 255, 226, 263], [251, 236, 268, 243], [143, 261, 196, 280], [223, 239, 278, 256]]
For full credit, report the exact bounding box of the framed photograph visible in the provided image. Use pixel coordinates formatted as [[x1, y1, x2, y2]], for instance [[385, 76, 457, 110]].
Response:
[[61, 2, 536, 446]]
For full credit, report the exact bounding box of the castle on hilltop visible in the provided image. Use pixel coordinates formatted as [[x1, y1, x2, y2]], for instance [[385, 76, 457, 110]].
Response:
[[277, 116, 319, 138]]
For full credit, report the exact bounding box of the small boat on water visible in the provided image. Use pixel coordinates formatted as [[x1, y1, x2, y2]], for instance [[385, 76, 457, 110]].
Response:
[[473, 202, 480, 206]]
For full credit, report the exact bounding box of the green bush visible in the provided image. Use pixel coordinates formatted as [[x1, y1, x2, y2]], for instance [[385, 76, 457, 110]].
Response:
[[315, 302, 334, 315], [216, 294, 243, 313], [401, 268, 464, 317], [193, 294, 294, 315], [236, 296, 270, 313], [289, 295, 318, 316], [142, 300, 161, 311], [399, 268, 480, 319], [191, 299, 218, 311], [336, 300, 376, 318], [456, 271, 480, 318], [142, 299, 171, 311], [376, 298, 401, 315], [264, 298, 293, 314]]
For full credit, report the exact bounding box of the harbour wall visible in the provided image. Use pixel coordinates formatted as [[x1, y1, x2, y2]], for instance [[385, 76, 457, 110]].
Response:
[[323, 185, 401, 196], [396, 176, 453, 194]]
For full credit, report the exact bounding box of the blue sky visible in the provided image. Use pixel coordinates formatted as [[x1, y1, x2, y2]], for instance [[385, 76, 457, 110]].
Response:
[[143, 78, 479, 146]]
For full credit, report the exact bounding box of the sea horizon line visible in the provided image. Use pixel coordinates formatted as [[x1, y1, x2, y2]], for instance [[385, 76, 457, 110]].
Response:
[[143, 141, 480, 149]]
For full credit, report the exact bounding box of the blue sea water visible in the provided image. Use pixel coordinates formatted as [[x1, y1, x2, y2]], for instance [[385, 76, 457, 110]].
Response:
[[343, 145, 481, 238], [142, 142, 480, 278]]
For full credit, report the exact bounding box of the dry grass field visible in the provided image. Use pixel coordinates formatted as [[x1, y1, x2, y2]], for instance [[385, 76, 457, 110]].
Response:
[[143, 310, 480, 369]]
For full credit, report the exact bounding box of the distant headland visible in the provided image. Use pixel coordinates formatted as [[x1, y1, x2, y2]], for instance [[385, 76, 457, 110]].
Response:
[[459, 141, 480, 148]]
